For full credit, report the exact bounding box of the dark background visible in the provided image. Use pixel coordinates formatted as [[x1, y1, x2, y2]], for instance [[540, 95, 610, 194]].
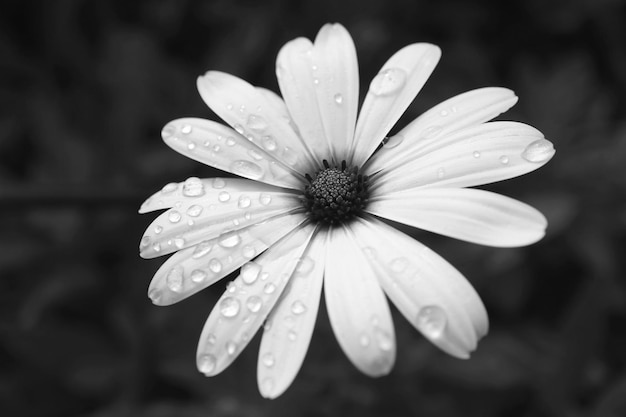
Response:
[[1, 0, 626, 416]]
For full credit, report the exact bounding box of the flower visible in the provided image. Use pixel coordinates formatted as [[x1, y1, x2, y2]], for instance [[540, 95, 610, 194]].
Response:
[[139, 23, 555, 398]]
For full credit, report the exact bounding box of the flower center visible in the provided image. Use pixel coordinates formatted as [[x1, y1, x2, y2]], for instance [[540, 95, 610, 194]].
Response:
[[303, 160, 370, 225]]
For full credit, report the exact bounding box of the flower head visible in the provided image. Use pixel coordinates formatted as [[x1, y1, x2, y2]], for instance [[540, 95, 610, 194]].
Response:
[[139, 23, 555, 398]]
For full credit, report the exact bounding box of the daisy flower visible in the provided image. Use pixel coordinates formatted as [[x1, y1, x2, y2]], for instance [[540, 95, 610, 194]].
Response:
[[139, 23, 555, 398]]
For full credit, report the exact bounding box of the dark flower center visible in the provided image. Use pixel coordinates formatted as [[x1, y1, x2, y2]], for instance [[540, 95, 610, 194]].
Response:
[[303, 160, 370, 225]]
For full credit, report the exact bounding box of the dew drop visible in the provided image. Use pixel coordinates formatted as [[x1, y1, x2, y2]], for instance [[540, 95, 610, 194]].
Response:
[[521, 139, 554, 163], [262, 353, 275, 368], [192, 241, 213, 259], [259, 193, 272, 206], [247, 114, 268, 131], [281, 147, 298, 166], [187, 141, 196, 151], [359, 333, 371, 347], [313, 78, 320, 85], [226, 136, 236, 146], [181, 124, 192, 135], [473, 151, 481, 159], [226, 341, 238, 355], [154, 225, 163, 234], [242, 245, 256, 259], [241, 262, 261, 284], [237, 195, 252, 209], [291, 300, 307, 315], [168, 210, 182, 223], [152, 242, 161, 252], [421, 125, 442, 140], [263, 283, 276, 294], [172, 238, 185, 249], [230, 160, 264, 180], [295, 257, 315, 276], [140, 236, 150, 248], [218, 231, 241, 248], [219, 297, 241, 318], [166, 266, 184, 292], [207, 334, 217, 345], [198, 354, 216, 375], [373, 328, 393, 351], [499, 155, 510, 165], [212, 145, 221, 153], [161, 124, 176, 140], [246, 295, 263, 313], [209, 258, 223, 273], [382, 134, 404, 149], [248, 148, 264, 161], [191, 269, 208, 283], [369, 68, 407, 96], [183, 177, 205, 197], [218, 191, 231, 202], [416, 305, 447, 339], [390, 257, 409, 273], [437, 167, 446, 179], [226, 103, 234, 110], [334, 93, 343, 104], [233, 124, 245, 135], [161, 182, 178, 194], [187, 205, 203, 217], [287, 330, 297, 341], [440, 109, 449, 117], [262, 136, 277, 151], [213, 178, 226, 189], [148, 288, 162, 304]]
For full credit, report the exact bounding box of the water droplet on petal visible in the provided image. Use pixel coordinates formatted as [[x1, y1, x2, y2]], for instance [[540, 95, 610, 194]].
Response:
[[231, 160, 264, 180], [218, 231, 241, 248], [161, 182, 178, 194], [246, 295, 263, 313], [437, 167, 446, 179], [237, 195, 252, 209], [191, 269, 207, 283], [168, 210, 182, 223], [154, 225, 163, 234], [233, 124, 245, 135], [140, 236, 151, 248], [207, 334, 217, 345], [359, 333, 370, 347], [192, 241, 213, 259], [334, 93, 343, 104], [161, 124, 176, 140], [291, 300, 307, 315], [166, 266, 184, 292], [187, 205, 203, 217], [172, 238, 185, 249], [226, 340, 238, 355], [187, 142, 196, 151], [287, 330, 297, 341], [248, 148, 264, 161], [242, 245, 256, 259], [382, 135, 404, 149], [148, 288, 162, 304], [499, 155, 510, 165], [263, 283, 276, 294], [369, 68, 407, 96], [183, 177, 205, 197], [295, 257, 315, 276], [281, 147, 298, 166], [261, 353, 275, 368], [218, 191, 231, 202], [247, 114, 268, 131], [152, 242, 161, 252], [416, 305, 447, 339], [198, 354, 216, 374], [181, 124, 192, 135], [213, 178, 226, 189], [440, 109, 449, 117], [521, 139, 554, 163], [219, 297, 241, 318], [259, 193, 272, 206], [226, 136, 236, 146], [373, 328, 393, 351], [209, 258, 223, 273], [262, 136, 277, 151], [473, 151, 481, 158], [241, 262, 261, 284]]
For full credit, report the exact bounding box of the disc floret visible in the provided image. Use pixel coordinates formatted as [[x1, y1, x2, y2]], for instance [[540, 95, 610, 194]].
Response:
[[303, 160, 370, 225]]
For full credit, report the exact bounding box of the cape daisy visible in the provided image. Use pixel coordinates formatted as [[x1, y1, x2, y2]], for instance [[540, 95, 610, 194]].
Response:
[[139, 23, 555, 398]]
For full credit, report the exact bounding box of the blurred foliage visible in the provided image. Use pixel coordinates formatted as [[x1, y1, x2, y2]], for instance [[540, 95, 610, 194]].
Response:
[[1, 0, 626, 416]]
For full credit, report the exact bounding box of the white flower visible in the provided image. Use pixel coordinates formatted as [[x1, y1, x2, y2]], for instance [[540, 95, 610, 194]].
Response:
[[139, 23, 555, 398]]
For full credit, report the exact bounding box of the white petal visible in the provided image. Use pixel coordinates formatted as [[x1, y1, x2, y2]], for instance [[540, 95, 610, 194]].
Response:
[[196, 223, 316, 378], [139, 179, 299, 258], [352, 216, 488, 358], [351, 43, 441, 167], [371, 121, 555, 193], [324, 225, 396, 376], [365, 87, 519, 174], [276, 23, 359, 165], [367, 188, 547, 247], [160, 118, 304, 189], [197, 71, 316, 173], [146, 212, 307, 306], [257, 229, 327, 398]]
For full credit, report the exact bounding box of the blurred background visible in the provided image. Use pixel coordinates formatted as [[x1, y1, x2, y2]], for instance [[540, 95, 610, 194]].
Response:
[[1, 0, 625, 416]]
